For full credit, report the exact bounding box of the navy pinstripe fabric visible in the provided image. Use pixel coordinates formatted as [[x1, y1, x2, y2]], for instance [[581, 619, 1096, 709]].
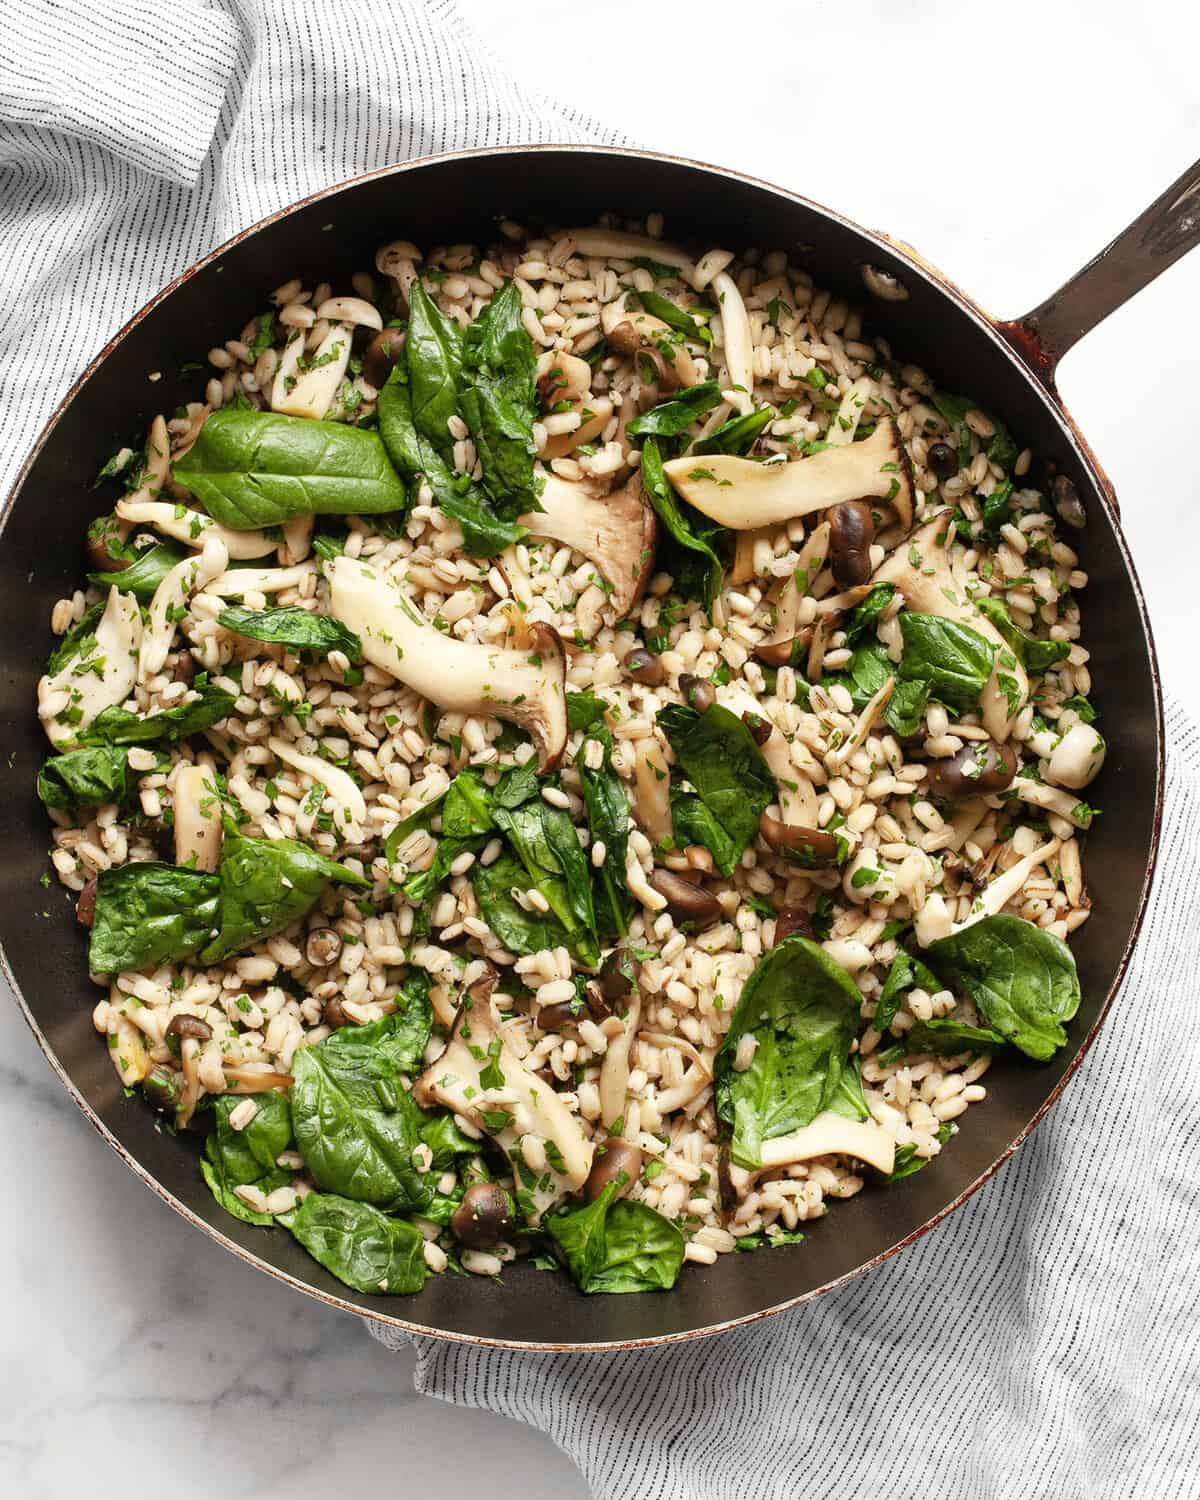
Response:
[[2, 7, 1196, 1495]]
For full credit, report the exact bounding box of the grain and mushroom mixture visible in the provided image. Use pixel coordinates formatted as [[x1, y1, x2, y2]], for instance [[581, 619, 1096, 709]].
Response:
[[37, 215, 1104, 1297]]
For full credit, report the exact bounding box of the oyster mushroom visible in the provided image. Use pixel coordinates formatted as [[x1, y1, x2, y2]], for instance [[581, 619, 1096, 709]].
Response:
[[328, 556, 567, 771], [601, 293, 702, 389], [664, 420, 914, 532], [140, 535, 228, 680], [267, 734, 367, 836], [755, 521, 831, 666], [414, 969, 593, 1222], [872, 512, 1029, 741], [271, 322, 353, 420], [204, 561, 319, 597], [38, 587, 142, 747], [710, 270, 754, 415], [375, 240, 422, 307], [599, 987, 641, 1136], [752, 1111, 895, 1175], [540, 396, 614, 461], [568, 227, 696, 282], [115, 499, 277, 560], [173, 763, 223, 871], [520, 472, 657, 633]]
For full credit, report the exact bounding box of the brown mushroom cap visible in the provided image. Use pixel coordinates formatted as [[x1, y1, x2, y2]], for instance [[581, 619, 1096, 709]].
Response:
[[362, 327, 406, 390], [583, 1140, 643, 1202], [771, 904, 815, 945], [927, 738, 1018, 800], [759, 813, 841, 867], [649, 869, 722, 927], [165, 1013, 213, 1047], [451, 1182, 514, 1250], [827, 500, 876, 588]]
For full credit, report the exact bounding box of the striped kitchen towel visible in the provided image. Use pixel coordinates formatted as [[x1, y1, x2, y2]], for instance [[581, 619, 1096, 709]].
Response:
[[1, 4, 1196, 1497]]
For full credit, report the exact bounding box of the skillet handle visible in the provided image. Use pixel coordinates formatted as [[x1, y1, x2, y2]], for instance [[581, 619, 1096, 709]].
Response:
[[999, 155, 1200, 386]]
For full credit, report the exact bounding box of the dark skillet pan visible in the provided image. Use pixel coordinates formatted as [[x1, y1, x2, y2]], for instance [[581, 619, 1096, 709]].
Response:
[[0, 146, 1190, 1349]]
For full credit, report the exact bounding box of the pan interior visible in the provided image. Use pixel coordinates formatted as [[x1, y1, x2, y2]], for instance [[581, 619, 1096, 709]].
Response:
[[0, 149, 1161, 1347]]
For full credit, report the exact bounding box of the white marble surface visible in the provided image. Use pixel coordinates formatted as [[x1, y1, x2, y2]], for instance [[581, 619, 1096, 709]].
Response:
[[3, 2, 1199, 1495]]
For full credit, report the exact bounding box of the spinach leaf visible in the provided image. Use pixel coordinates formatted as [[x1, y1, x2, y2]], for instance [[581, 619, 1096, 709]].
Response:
[[979, 479, 1015, 534], [284, 1192, 426, 1294], [471, 848, 572, 956], [566, 691, 609, 732], [173, 407, 408, 529], [37, 744, 129, 810], [1062, 694, 1097, 725], [201, 1092, 293, 1225], [492, 760, 541, 810], [578, 725, 632, 940], [312, 532, 346, 563], [626, 382, 723, 441], [80, 685, 236, 746], [925, 913, 1080, 1061], [459, 281, 541, 519], [421, 1111, 483, 1170], [290, 1019, 434, 1211], [89, 862, 220, 973], [903, 1017, 1006, 1055], [46, 602, 104, 676], [492, 794, 599, 965], [898, 613, 995, 713], [881, 1122, 955, 1183], [828, 1055, 870, 1121], [440, 769, 495, 838], [89, 541, 189, 601], [874, 948, 940, 1034], [931, 392, 975, 471], [397, 771, 493, 905], [200, 830, 368, 963], [974, 596, 1069, 674], [386, 970, 435, 1074], [656, 702, 775, 874], [843, 584, 895, 648], [406, 280, 464, 449], [640, 437, 724, 607], [378, 372, 526, 555], [636, 289, 714, 348], [714, 935, 861, 1169], [669, 789, 741, 878], [693, 407, 774, 456], [588, 1200, 684, 1293], [217, 606, 362, 662], [545, 1180, 683, 1294]]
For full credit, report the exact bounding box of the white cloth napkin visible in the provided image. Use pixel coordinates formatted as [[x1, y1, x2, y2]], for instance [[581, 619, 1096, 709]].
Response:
[[2, 5, 1197, 1497]]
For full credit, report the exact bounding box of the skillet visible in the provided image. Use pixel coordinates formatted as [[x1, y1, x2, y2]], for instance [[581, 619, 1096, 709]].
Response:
[[0, 145, 1190, 1349]]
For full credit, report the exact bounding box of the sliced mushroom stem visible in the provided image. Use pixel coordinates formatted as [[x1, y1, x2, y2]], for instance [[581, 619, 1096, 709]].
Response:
[[663, 421, 914, 532], [38, 587, 142, 747], [173, 764, 223, 871], [599, 990, 641, 1135], [140, 536, 228, 681], [711, 270, 754, 415], [328, 557, 567, 770], [116, 499, 276, 559], [539, 396, 613, 460], [755, 1111, 895, 1175], [633, 739, 672, 845]]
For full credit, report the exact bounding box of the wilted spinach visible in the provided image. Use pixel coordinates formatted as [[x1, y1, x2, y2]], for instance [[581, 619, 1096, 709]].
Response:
[[656, 701, 775, 875], [873, 948, 940, 1035], [173, 407, 408, 529], [471, 848, 573, 956], [88, 862, 220, 973], [545, 1179, 683, 1294], [201, 1092, 293, 1225], [626, 382, 723, 441], [714, 936, 861, 1169], [458, 280, 542, 519], [640, 437, 724, 608], [903, 1017, 1006, 1055], [217, 606, 362, 662], [80, 685, 236, 746], [692, 407, 774, 456], [406, 280, 464, 450], [897, 613, 995, 713], [974, 596, 1070, 674], [46, 602, 104, 676], [284, 1192, 427, 1295], [37, 744, 129, 811], [89, 540, 189, 600], [566, 691, 609, 732], [577, 724, 633, 939], [824, 641, 929, 738], [491, 783, 599, 965], [925, 914, 1080, 1060], [635, 289, 714, 348]]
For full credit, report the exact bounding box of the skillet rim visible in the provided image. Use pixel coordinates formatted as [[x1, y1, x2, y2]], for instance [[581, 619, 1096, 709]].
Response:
[[0, 143, 1166, 1350]]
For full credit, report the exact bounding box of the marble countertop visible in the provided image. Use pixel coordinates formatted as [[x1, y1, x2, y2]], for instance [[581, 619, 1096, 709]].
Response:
[[3, 2, 1198, 1494]]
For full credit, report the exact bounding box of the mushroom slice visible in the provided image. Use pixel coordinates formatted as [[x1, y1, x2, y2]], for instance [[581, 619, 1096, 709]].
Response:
[[204, 561, 318, 597], [116, 499, 277, 559], [823, 377, 874, 446], [539, 396, 614, 461], [599, 989, 641, 1136], [315, 296, 382, 331], [633, 739, 672, 845], [414, 969, 593, 1222], [1011, 776, 1096, 829], [719, 685, 823, 829], [567, 227, 696, 281], [520, 473, 656, 632], [267, 735, 366, 835], [601, 293, 701, 389], [664, 420, 914, 531], [105, 1001, 152, 1088], [280, 515, 314, 565], [755, 1111, 895, 1175], [872, 512, 1028, 741], [756, 521, 831, 665], [38, 587, 142, 747], [328, 556, 567, 771], [173, 763, 223, 871], [711, 270, 754, 415], [375, 240, 422, 307], [271, 323, 353, 420], [140, 535, 228, 680]]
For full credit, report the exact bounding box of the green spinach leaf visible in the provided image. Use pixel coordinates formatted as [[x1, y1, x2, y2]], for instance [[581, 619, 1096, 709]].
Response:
[[668, 789, 741, 878], [291, 1019, 434, 1211], [874, 948, 940, 1034], [492, 793, 599, 965], [459, 281, 541, 519], [656, 701, 775, 874], [46, 602, 104, 676], [578, 725, 632, 939], [471, 848, 572, 956], [88, 541, 189, 601], [898, 613, 995, 713], [974, 596, 1069, 674], [284, 1192, 426, 1294], [200, 830, 368, 963], [640, 437, 724, 607], [173, 407, 408, 529], [406, 280, 464, 449], [566, 691, 609, 732], [714, 935, 861, 1169], [843, 583, 895, 648], [692, 407, 774, 456], [626, 382, 723, 441], [201, 1092, 293, 1225], [80, 685, 236, 746], [37, 744, 129, 810], [217, 606, 362, 662], [545, 1180, 683, 1294], [89, 862, 220, 973], [903, 1017, 1006, 1055], [925, 913, 1080, 1061], [636, 289, 714, 348]]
